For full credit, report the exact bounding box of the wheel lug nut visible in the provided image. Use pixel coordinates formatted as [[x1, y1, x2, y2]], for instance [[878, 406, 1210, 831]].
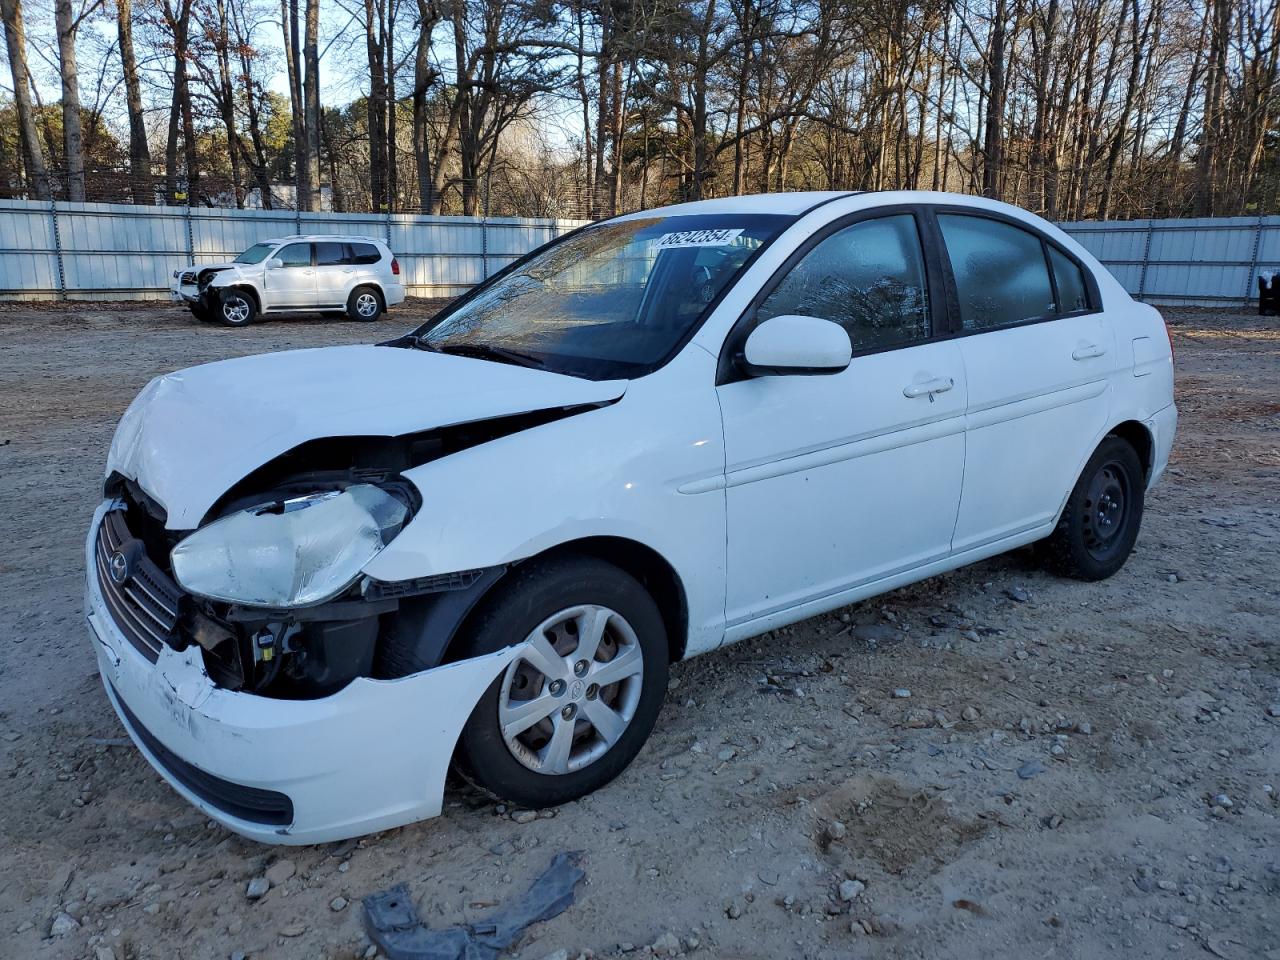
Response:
[[585, 684, 599, 701], [561, 704, 576, 720], [549, 679, 566, 697], [574, 659, 589, 677]]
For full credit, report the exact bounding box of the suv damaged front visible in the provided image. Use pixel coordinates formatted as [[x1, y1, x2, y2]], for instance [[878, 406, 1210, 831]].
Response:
[[87, 343, 626, 843]]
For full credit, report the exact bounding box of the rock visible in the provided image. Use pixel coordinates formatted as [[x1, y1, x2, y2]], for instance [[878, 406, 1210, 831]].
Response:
[[14, 921, 33, 934], [93, 948, 117, 960], [1076, 721, 1093, 736], [684, 934, 701, 951], [905, 708, 933, 728], [1157, 880, 1178, 892], [280, 922, 306, 937], [512, 809, 538, 824], [651, 931, 681, 956], [892, 688, 911, 699], [826, 820, 847, 841], [330, 896, 349, 912], [265, 859, 296, 886], [1170, 914, 1190, 929], [961, 706, 980, 722], [838, 879, 865, 902], [725, 901, 742, 919], [142, 903, 161, 915], [245, 877, 269, 899], [539, 951, 570, 960], [1006, 587, 1030, 602], [961, 629, 981, 643], [716, 747, 737, 762], [1017, 760, 1047, 780], [1212, 794, 1233, 808], [1266, 703, 1280, 718], [50, 913, 79, 936]]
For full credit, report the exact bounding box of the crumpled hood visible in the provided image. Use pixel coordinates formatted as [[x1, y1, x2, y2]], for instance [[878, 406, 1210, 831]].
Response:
[[108, 345, 626, 529]]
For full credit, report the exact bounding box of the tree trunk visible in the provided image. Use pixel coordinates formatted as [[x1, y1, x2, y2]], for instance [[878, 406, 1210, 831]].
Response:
[[115, 0, 149, 202], [283, 0, 311, 210], [303, 0, 321, 209], [0, 0, 50, 199], [54, 0, 86, 201]]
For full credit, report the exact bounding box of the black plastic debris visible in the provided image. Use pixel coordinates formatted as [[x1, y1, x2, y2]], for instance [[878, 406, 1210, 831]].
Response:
[[1260, 273, 1279, 317], [363, 851, 585, 960]]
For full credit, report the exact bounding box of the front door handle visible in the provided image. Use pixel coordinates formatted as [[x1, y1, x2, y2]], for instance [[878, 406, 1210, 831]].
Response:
[[903, 376, 954, 399], [1072, 343, 1106, 360]]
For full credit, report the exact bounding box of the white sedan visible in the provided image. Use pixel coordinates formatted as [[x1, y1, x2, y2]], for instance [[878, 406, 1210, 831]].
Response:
[[87, 191, 1176, 843]]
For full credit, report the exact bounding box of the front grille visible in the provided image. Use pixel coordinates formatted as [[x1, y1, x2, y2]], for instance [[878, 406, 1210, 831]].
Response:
[[112, 684, 294, 826], [95, 509, 183, 663]]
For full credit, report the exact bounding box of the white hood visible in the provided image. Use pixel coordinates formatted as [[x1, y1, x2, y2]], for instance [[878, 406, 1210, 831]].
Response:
[[108, 345, 626, 529]]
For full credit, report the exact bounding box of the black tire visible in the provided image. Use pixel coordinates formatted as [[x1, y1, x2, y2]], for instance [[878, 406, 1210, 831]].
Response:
[[346, 285, 383, 321], [1038, 435, 1145, 581], [217, 289, 257, 327], [189, 303, 214, 323], [452, 555, 668, 809]]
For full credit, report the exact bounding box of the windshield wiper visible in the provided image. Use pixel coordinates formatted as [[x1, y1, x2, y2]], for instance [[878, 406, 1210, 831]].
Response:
[[414, 338, 545, 368]]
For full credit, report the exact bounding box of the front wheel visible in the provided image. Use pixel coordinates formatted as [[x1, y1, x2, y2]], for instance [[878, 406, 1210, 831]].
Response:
[[218, 289, 257, 327], [1038, 435, 1145, 581], [453, 556, 668, 809], [347, 286, 383, 321]]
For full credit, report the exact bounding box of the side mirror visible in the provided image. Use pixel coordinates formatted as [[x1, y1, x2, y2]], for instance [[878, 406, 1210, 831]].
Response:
[[266, 258, 284, 269], [739, 314, 852, 377]]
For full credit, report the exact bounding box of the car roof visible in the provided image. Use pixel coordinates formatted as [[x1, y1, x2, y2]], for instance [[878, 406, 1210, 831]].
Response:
[[611, 191, 857, 220], [260, 235, 387, 245]]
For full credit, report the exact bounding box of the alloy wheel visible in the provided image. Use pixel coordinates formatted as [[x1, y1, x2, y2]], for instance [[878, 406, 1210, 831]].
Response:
[[355, 292, 379, 318]]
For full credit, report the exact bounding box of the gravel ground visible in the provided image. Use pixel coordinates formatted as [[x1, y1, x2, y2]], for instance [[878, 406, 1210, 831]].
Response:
[[0, 301, 1277, 960]]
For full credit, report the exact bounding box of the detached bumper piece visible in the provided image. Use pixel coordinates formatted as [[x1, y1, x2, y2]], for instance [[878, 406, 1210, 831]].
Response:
[[363, 852, 585, 960], [111, 684, 294, 826]]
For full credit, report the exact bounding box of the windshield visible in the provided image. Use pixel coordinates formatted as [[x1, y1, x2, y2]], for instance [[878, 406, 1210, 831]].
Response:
[[413, 213, 792, 379], [234, 242, 276, 265]]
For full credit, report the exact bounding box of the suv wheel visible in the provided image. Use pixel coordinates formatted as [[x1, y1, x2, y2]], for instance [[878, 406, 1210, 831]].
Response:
[[452, 555, 668, 809], [218, 290, 257, 327], [1037, 435, 1145, 581], [347, 286, 383, 321]]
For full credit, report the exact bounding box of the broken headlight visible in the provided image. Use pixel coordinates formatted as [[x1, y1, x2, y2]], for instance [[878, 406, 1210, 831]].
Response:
[[171, 484, 409, 608]]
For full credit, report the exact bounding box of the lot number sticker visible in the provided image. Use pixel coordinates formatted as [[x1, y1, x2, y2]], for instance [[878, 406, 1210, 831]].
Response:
[[653, 228, 744, 248]]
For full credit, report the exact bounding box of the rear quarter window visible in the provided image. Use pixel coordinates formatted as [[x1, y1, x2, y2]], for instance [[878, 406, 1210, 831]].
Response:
[[351, 243, 381, 265], [938, 214, 1057, 330]]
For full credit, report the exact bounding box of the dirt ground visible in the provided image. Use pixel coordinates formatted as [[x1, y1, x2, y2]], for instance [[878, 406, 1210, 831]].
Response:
[[0, 300, 1276, 960]]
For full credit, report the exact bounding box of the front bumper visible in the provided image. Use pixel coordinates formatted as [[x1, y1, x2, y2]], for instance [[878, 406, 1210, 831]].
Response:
[[84, 502, 521, 844]]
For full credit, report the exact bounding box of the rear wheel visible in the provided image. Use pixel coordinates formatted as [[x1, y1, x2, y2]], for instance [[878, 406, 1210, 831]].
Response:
[[453, 555, 668, 809], [218, 289, 257, 327], [347, 286, 383, 321], [1038, 435, 1145, 581]]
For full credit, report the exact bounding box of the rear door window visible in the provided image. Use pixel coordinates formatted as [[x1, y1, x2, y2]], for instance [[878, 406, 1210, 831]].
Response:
[[315, 241, 348, 266], [938, 214, 1056, 330], [1048, 245, 1091, 313]]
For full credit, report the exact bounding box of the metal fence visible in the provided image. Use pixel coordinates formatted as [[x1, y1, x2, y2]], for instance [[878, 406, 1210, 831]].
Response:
[[0, 198, 586, 301], [0, 198, 1275, 306], [1058, 215, 1280, 306]]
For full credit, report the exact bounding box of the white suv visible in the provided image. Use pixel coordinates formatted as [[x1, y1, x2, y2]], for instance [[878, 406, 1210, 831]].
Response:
[[170, 235, 406, 326], [94, 191, 1175, 843]]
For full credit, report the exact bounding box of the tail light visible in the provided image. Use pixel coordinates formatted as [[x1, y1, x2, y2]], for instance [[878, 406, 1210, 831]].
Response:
[[390, 257, 400, 276]]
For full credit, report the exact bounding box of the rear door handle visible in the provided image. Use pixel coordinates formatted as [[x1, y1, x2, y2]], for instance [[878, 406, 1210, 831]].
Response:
[[903, 376, 954, 399], [1072, 343, 1106, 360]]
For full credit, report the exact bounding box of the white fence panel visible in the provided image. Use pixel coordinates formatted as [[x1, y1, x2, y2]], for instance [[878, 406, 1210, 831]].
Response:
[[0, 198, 584, 301], [2, 198, 1276, 307], [1059, 215, 1280, 306]]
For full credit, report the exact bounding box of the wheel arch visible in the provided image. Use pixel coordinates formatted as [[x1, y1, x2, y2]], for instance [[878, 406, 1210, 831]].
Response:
[[436, 535, 690, 668], [1108, 419, 1155, 479], [222, 283, 261, 311]]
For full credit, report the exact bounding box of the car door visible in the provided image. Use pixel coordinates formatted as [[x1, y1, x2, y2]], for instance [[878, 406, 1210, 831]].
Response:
[[264, 241, 317, 309], [314, 241, 355, 307], [716, 210, 967, 631], [933, 210, 1115, 553]]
